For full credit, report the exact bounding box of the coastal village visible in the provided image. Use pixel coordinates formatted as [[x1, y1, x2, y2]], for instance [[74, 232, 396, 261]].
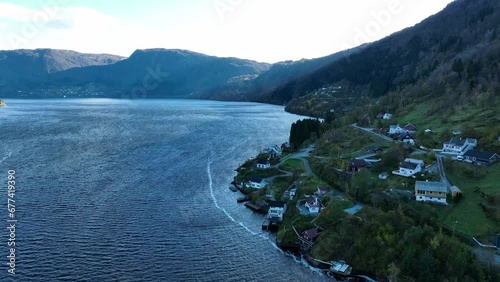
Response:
[[230, 113, 500, 281]]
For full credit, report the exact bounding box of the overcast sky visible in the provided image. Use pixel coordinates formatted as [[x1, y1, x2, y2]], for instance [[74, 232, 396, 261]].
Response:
[[0, 0, 454, 63]]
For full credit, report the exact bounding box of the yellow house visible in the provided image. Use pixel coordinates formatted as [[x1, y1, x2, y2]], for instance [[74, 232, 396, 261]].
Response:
[[415, 181, 448, 204]]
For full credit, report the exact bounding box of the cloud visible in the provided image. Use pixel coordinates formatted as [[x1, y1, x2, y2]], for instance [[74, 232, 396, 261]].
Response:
[[0, 3, 127, 52], [0, 3, 34, 22], [0, 0, 455, 62]]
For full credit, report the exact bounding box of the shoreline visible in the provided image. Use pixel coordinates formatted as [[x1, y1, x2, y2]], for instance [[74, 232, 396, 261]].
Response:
[[231, 145, 374, 282]]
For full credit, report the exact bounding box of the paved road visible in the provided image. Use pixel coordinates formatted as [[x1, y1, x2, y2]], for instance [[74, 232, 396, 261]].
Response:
[[355, 153, 378, 160], [436, 155, 452, 187], [351, 123, 394, 142], [271, 145, 364, 214], [275, 145, 315, 176]]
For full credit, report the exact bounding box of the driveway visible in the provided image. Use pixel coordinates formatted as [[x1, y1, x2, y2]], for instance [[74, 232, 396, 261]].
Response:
[[436, 155, 452, 187]]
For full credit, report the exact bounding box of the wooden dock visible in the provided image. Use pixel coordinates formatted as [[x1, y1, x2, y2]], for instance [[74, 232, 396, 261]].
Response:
[[237, 197, 250, 203], [262, 219, 270, 230]]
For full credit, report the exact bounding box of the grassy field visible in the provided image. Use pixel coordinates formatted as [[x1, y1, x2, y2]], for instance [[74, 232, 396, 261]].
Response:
[[272, 176, 294, 201], [440, 161, 500, 235], [399, 99, 500, 134], [297, 175, 328, 195], [279, 158, 306, 173], [314, 126, 392, 160]]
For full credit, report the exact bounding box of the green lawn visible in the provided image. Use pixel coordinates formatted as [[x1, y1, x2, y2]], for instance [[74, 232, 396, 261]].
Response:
[[314, 126, 392, 160], [399, 99, 500, 136], [440, 161, 500, 235], [297, 175, 328, 195], [279, 158, 306, 173], [272, 176, 294, 201]]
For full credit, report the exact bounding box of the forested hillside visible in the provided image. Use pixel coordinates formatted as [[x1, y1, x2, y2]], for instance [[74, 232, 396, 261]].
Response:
[[266, 0, 499, 118]]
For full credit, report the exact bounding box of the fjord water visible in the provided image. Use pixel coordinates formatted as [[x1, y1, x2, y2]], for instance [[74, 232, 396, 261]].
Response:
[[0, 99, 326, 282]]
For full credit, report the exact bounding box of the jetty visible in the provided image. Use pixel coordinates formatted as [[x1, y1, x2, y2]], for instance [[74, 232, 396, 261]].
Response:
[[237, 196, 250, 203], [312, 258, 353, 276]]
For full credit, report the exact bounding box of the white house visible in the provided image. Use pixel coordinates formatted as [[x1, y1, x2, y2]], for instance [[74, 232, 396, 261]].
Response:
[[402, 136, 415, 146], [247, 177, 267, 189], [268, 201, 287, 222], [271, 145, 282, 156], [379, 172, 389, 180], [389, 124, 404, 134], [442, 138, 477, 154], [256, 159, 271, 169], [383, 113, 393, 120], [392, 158, 424, 177], [415, 181, 447, 204], [305, 196, 322, 214]]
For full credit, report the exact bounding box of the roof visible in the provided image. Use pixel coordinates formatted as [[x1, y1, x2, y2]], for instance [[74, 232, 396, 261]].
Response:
[[256, 159, 270, 165], [302, 228, 319, 239], [350, 159, 369, 167], [405, 158, 424, 165], [415, 181, 448, 193], [449, 186, 462, 194], [331, 261, 351, 273], [268, 201, 286, 208], [306, 196, 321, 208], [248, 176, 263, 183], [463, 150, 499, 161], [404, 123, 416, 131], [318, 186, 328, 192], [447, 138, 466, 146], [446, 138, 477, 146], [400, 161, 419, 170]]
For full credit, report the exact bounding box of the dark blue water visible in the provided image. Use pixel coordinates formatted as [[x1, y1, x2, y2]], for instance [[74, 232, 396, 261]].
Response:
[[0, 99, 327, 282]]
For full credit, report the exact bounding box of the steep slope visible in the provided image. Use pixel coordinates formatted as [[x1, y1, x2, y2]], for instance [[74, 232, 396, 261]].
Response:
[[1, 48, 271, 98], [202, 46, 365, 102], [0, 49, 124, 91], [265, 0, 499, 110], [50, 49, 271, 98]]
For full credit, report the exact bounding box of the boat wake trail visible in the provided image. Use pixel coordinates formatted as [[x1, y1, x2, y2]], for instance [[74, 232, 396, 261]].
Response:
[[0, 151, 13, 165], [207, 156, 324, 277], [207, 156, 257, 236]]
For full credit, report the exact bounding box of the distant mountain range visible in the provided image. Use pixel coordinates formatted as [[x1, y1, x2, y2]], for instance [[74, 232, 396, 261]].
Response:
[[0, 0, 498, 112]]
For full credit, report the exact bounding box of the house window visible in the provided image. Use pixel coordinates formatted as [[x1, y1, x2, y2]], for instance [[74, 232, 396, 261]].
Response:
[[430, 197, 433, 200]]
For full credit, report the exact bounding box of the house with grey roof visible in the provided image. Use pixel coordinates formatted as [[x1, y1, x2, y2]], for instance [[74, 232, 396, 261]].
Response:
[[247, 176, 267, 189], [415, 181, 448, 204], [392, 158, 424, 177], [462, 150, 499, 166], [256, 158, 271, 169], [442, 138, 477, 154]]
